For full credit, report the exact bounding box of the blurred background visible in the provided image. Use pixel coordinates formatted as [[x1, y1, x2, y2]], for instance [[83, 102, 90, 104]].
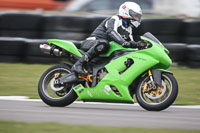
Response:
[[0, 0, 200, 67], [0, 0, 200, 16], [0, 1, 200, 131]]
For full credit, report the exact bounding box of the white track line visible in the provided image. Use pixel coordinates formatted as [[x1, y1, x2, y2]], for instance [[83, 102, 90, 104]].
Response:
[[0, 96, 200, 109]]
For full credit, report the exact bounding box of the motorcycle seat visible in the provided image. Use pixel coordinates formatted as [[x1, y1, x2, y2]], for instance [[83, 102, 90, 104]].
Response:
[[72, 41, 83, 49]]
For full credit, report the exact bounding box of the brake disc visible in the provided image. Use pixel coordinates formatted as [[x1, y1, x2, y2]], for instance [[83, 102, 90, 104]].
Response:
[[143, 81, 167, 100]]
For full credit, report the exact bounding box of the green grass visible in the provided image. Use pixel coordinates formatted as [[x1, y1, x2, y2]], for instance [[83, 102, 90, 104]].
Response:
[[0, 63, 51, 99], [0, 63, 200, 105], [0, 121, 199, 133], [169, 67, 200, 105]]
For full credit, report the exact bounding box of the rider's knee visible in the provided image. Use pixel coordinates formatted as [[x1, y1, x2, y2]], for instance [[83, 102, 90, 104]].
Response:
[[95, 40, 109, 54]]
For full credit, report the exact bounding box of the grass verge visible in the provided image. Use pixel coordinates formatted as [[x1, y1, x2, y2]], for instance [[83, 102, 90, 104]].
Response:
[[0, 63, 200, 105], [0, 121, 199, 133], [169, 67, 200, 105], [0, 63, 51, 99]]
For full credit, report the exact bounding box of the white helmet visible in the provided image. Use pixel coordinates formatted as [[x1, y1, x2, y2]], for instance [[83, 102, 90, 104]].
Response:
[[119, 2, 142, 28]]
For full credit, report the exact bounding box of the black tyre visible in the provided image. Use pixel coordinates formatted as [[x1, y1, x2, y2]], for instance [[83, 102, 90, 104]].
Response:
[[182, 37, 200, 44], [132, 18, 183, 42], [41, 31, 89, 40], [181, 20, 200, 37], [181, 20, 200, 44], [187, 45, 200, 61], [135, 18, 183, 35], [136, 73, 178, 111], [42, 15, 89, 32], [0, 30, 40, 39], [0, 55, 23, 62], [163, 43, 187, 62], [24, 56, 64, 64], [186, 61, 200, 68], [88, 16, 108, 32], [25, 39, 48, 57], [0, 12, 42, 30], [38, 64, 77, 107], [0, 37, 27, 56]]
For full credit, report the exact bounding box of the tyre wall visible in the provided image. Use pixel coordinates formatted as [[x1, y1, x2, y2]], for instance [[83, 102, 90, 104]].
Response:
[[133, 18, 183, 43], [0, 12, 199, 67], [180, 20, 200, 44], [0, 37, 66, 64], [41, 15, 90, 40], [0, 12, 42, 39]]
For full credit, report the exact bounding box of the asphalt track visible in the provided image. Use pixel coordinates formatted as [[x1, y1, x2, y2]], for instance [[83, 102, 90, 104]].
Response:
[[0, 97, 200, 130]]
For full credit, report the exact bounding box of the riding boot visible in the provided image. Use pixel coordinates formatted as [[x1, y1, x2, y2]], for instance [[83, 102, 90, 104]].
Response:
[[73, 54, 90, 76], [73, 39, 108, 76], [73, 46, 97, 76]]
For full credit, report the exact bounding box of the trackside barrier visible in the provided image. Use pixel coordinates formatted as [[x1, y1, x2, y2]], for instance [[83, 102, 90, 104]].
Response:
[[0, 12, 199, 67]]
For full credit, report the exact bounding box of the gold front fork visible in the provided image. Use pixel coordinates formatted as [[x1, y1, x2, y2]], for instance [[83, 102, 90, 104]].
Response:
[[148, 69, 154, 82], [143, 69, 155, 94]]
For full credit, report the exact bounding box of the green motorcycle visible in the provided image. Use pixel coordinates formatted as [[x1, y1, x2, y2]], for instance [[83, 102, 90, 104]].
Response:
[[38, 32, 178, 111]]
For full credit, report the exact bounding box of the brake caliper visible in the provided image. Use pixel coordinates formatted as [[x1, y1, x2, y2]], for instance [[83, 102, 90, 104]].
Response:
[[54, 73, 61, 78]]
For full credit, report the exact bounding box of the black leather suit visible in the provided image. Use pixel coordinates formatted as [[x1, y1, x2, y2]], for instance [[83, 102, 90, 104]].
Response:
[[73, 15, 135, 76]]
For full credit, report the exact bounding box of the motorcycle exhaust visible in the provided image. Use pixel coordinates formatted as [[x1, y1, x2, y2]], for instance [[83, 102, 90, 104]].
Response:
[[40, 44, 51, 54], [40, 44, 63, 56]]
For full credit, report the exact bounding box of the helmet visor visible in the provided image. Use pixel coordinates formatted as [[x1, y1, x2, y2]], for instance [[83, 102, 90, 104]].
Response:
[[129, 10, 142, 22]]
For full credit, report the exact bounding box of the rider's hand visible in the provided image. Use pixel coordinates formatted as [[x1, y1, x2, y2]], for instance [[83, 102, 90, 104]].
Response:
[[130, 41, 147, 49], [122, 41, 131, 48], [138, 40, 147, 48]]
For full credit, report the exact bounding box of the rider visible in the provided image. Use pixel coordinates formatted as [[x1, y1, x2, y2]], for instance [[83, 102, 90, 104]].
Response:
[[73, 2, 146, 76]]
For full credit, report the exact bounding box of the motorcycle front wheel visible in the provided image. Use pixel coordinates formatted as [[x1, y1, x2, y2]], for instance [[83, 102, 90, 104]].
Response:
[[38, 64, 77, 107], [136, 73, 178, 111]]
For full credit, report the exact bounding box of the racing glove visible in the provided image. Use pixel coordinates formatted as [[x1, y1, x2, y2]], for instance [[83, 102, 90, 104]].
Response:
[[130, 41, 147, 48], [122, 41, 132, 48]]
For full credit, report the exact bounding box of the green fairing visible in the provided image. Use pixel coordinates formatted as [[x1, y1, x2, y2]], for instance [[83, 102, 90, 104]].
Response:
[[48, 39, 82, 57], [74, 53, 159, 103], [140, 36, 172, 69], [100, 41, 136, 57], [73, 35, 172, 103], [47, 35, 172, 103]]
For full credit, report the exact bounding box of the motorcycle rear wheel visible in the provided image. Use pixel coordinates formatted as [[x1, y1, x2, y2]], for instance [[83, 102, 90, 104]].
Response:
[[38, 64, 78, 107], [136, 73, 178, 111]]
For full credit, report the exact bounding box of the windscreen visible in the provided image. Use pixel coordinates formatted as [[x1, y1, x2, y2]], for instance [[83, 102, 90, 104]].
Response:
[[143, 32, 164, 47]]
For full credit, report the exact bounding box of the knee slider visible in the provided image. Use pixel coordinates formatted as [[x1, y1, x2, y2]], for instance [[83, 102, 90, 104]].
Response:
[[96, 44, 105, 52], [95, 42, 109, 54]]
